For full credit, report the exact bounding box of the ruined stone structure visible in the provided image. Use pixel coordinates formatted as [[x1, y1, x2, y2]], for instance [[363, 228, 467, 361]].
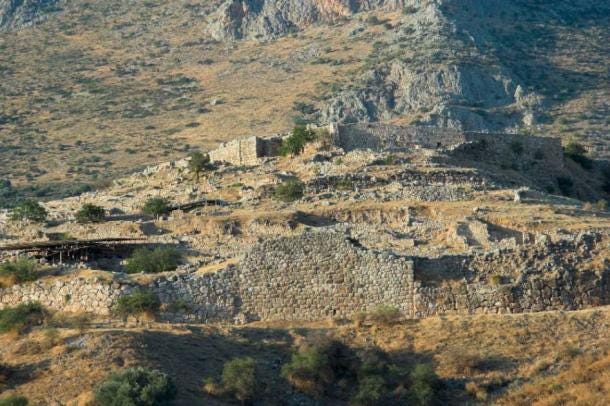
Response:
[[209, 135, 283, 166], [1, 231, 607, 323]]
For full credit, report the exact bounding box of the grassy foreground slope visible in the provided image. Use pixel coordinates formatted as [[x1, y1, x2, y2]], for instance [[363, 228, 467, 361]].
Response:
[[1, 306, 608, 405]]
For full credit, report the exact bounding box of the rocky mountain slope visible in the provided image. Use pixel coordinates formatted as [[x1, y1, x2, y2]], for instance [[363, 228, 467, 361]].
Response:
[[0, 0, 608, 201]]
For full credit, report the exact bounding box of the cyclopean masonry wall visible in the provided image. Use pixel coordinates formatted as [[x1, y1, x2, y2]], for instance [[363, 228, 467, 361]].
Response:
[[1, 231, 608, 323], [236, 231, 415, 321]]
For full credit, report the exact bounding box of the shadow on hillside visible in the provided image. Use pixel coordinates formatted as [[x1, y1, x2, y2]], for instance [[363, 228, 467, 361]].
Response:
[[129, 326, 468, 405]]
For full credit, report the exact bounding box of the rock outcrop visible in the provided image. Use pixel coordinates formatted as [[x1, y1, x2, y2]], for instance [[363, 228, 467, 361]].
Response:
[[0, 0, 60, 31], [207, 0, 403, 40]]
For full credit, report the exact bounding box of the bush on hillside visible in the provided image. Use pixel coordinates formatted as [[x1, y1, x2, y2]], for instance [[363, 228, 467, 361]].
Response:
[[94, 367, 176, 406], [557, 176, 573, 196], [75, 203, 105, 223], [113, 291, 160, 318], [0, 303, 47, 334], [222, 357, 258, 402], [125, 247, 182, 274], [509, 140, 524, 155], [409, 363, 440, 406], [563, 141, 593, 169], [0, 258, 38, 285], [282, 339, 357, 398], [10, 200, 47, 222], [352, 375, 387, 405], [273, 179, 304, 202], [141, 197, 171, 218], [0, 396, 28, 406], [369, 305, 401, 325], [280, 126, 317, 156]]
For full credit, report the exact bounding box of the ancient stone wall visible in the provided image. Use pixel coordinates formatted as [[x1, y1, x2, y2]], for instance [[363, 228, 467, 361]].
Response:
[[333, 123, 468, 151], [1, 232, 607, 323], [209, 136, 283, 166], [413, 232, 609, 316], [237, 231, 415, 320]]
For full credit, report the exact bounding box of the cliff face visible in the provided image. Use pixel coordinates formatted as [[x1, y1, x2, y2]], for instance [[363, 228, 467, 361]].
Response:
[[0, 0, 60, 31], [207, 0, 404, 40]]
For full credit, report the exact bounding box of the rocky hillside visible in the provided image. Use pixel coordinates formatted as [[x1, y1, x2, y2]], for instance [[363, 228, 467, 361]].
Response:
[[0, 0, 608, 200]]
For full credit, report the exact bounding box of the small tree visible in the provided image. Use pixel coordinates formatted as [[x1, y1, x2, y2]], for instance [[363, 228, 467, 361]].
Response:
[[409, 364, 439, 406], [188, 151, 211, 182], [222, 357, 257, 403], [280, 126, 317, 156], [273, 179, 304, 202], [94, 367, 176, 406], [10, 200, 47, 223], [125, 247, 181, 274], [142, 197, 171, 218], [75, 203, 105, 223]]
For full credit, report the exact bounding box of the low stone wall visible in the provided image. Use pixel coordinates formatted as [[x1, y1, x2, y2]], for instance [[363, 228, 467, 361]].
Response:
[[333, 123, 468, 151], [0, 278, 132, 315], [413, 232, 609, 316], [1, 232, 607, 323]]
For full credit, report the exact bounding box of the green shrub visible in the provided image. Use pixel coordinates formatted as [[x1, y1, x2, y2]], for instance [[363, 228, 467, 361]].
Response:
[[10, 200, 47, 222], [282, 340, 356, 398], [336, 178, 354, 191], [222, 357, 257, 402], [281, 345, 332, 397], [510, 140, 524, 155], [564, 141, 592, 169], [125, 247, 182, 274], [75, 203, 105, 223], [187, 151, 210, 181], [0, 258, 38, 284], [114, 291, 160, 318], [142, 197, 171, 218], [94, 367, 176, 406], [409, 364, 439, 406], [557, 176, 573, 196], [0, 303, 47, 334], [352, 375, 387, 405], [280, 126, 317, 156], [274, 179, 304, 202], [0, 396, 28, 406], [369, 305, 401, 325]]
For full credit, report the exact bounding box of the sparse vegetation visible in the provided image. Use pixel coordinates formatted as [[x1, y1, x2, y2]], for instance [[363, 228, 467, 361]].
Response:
[[75, 203, 105, 223], [9, 200, 47, 222], [142, 197, 171, 218], [368, 305, 401, 325], [94, 367, 176, 406], [0, 303, 47, 334], [273, 179, 304, 202], [125, 247, 182, 274], [113, 291, 160, 318]]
